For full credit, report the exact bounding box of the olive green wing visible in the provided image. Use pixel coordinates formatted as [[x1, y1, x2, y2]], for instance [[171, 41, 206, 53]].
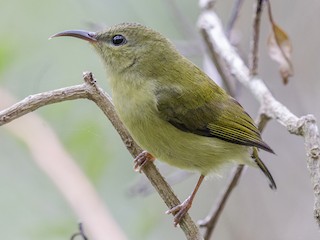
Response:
[[155, 82, 273, 153]]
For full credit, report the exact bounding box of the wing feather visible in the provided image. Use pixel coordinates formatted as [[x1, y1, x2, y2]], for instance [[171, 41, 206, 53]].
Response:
[[155, 76, 273, 153]]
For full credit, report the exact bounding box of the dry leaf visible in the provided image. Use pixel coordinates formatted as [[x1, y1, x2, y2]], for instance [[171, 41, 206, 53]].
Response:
[[267, 2, 293, 84]]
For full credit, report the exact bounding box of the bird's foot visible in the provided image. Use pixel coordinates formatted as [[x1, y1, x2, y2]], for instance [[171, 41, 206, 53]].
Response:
[[133, 151, 155, 173], [166, 196, 192, 227]]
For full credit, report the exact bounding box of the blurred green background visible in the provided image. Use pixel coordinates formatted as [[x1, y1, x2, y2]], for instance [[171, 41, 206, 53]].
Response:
[[1, 0, 320, 239]]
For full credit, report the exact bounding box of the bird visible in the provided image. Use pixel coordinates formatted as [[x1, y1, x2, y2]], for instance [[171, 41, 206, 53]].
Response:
[[51, 23, 276, 226]]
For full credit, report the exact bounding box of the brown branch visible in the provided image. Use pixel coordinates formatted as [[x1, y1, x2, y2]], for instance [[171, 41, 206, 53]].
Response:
[[128, 169, 194, 197], [1, 88, 127, 240], [0, 72, 202, 240], [198, 8, 320, 228], [198, 164, 245, 239], [249, 0, 265, 76], [0, 85, 88, 126]]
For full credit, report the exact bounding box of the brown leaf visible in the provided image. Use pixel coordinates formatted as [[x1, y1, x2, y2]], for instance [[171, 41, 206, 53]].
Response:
[[267, 2, 293, 84]]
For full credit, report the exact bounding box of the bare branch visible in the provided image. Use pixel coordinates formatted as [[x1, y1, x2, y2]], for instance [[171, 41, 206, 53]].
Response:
[[226, 0, 245, 38], [0, 85, 88, 126], [1, 87, 127, 240], [200, 28, 236, 96], [71, 223, 89, 240], [0, 72, 202, 239], [199, 0, 239, 96], [198, 164, 245, 239], [249, 0, 265, 76], [128, 169, 194, 197], [198, 9, 320, 227]]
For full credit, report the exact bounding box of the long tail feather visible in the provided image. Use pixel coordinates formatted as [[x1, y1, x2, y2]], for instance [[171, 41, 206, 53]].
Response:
[[252, 147, 277, 190]]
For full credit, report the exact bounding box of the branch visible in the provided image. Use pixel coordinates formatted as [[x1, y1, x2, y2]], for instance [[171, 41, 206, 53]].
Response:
[[200, 27, 236, 96], [0, 87, 127, 240], [198, 8, 320, 227], [128, 169, 194, 197], [226, 0, 245, 38], [0, 72, 202, 239], [249, 0, 265, 76], [198, 164, 245, 239], [0, 85, 87, 126]]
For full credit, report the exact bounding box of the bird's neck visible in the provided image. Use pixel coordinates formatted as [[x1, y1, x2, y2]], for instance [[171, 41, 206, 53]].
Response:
[[109, 72, 157, 120]]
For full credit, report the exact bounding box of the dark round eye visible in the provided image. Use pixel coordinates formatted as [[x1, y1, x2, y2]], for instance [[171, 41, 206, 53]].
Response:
[[112, 35, 127, 46]]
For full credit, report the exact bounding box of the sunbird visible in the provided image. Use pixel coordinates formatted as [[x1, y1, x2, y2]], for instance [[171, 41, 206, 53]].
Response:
[[51, 23, 276, 226]]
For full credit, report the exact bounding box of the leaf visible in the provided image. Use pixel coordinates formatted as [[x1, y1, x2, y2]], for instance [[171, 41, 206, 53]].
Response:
[[267, 2, 293, 85]]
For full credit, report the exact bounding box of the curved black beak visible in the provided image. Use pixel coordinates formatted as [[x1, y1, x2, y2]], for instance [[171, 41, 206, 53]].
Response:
[[49, 30, 97, 42]]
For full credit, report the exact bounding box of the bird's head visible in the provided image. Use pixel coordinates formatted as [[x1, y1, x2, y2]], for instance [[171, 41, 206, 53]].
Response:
[[51, 23, 178, 78]]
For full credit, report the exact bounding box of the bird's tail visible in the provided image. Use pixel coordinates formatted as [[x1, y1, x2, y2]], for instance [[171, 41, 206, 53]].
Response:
[[252, 147, 277, 190]]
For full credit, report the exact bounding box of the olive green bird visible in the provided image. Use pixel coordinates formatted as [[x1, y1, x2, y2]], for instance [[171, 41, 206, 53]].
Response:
[[51, 23, 276, 226]]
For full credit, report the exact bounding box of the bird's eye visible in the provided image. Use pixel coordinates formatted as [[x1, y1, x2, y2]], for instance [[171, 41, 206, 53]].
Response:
[[112, 35, 127, 46]]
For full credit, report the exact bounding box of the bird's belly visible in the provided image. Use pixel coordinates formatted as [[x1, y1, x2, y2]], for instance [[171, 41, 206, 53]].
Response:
[[112, 82, 250, 175], [119, 106, 250, 175]]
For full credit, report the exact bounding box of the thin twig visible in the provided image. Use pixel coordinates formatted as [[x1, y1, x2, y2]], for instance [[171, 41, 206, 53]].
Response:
[[226, 0, 245, 38], [0, 72, 202, 240], [200, 28, 235, 95], [199, 0, 237, 96], [198, 9, 320, 227], [198, 164, 245, 239], [71, 223, 88, 240], [249, 0, 265, 76]]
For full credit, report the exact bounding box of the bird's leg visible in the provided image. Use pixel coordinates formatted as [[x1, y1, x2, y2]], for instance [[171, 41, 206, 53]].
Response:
[[166, 175, 205, 226], [133, 151, 155, 173]]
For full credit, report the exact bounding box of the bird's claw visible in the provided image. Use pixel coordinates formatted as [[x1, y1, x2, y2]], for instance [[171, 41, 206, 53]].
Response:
[[133, 151, 155, 173], [165, 196, 192, 227]]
